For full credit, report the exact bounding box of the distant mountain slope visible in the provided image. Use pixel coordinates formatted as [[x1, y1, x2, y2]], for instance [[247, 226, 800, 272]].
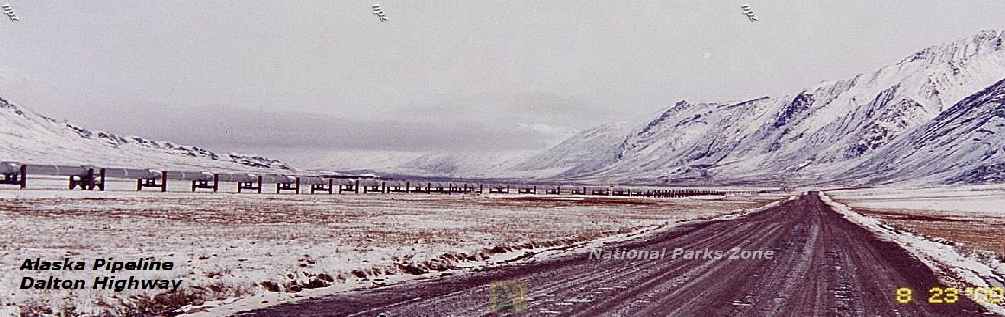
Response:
[[392, 151, 535, 178], [512, 29, 1005, 185], [0, 96, 293, 172], [851, 78, 1005, 184], [507, 122, 633, 178]]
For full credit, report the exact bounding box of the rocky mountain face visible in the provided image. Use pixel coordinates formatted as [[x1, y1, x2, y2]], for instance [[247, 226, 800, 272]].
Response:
[[511, 30, 1005, 185], [0, 96, 293, 172], [851, 78, 1005, 184]]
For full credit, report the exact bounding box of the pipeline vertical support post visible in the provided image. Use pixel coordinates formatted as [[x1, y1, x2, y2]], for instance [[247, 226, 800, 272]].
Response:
[[77, 168, 95, 190], [213, 174, 219, 193], [257, 175, 263, 194], [97, 168, 106, 191], [87, 168, 95, 190], [355, 179, 360, 194], [328, 179, 334, 194], [18, 164, 27, 189], [85, 168, 95, 190], [296, 177, 301, 194], [405, 181, 410, 194], [160, 171, 168, 193]]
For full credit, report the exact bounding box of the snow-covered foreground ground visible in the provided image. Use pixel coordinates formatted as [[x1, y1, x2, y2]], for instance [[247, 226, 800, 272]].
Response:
[[827, 186, 1005, 314], [0, 177, 778, 316]]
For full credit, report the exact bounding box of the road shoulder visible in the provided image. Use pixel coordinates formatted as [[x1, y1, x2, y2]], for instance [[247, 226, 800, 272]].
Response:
[[820, 191, 1005, 315]]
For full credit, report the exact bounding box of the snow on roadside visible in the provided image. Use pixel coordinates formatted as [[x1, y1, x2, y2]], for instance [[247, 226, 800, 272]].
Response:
[[511, 195, 794, 263], [820, 192, 1005, 315], [182, 219, 672, 317], [183, 196, 792, 317]]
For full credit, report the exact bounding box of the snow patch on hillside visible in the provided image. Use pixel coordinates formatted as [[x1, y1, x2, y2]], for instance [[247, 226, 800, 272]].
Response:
[[0, 95, 292, 172]]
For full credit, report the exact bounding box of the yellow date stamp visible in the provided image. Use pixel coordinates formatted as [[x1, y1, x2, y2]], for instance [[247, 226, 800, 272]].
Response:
[[896, 286, 1005, 304], [489, 279, 528, 313]]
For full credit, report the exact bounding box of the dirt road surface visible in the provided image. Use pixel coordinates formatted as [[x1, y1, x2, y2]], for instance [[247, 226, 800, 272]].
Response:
[[236, 193, 991, 316]]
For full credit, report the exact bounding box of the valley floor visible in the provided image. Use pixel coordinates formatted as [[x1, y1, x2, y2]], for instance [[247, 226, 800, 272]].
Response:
[[0, 177, 775, 316]]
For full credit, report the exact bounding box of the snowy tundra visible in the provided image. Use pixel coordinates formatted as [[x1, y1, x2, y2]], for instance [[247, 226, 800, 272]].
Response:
[[0, 178, 776, 316]]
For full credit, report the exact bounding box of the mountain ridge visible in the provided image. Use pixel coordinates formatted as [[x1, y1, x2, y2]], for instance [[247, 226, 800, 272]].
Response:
[[0, 95, 294, 172], [505, 29, 1005, 185]]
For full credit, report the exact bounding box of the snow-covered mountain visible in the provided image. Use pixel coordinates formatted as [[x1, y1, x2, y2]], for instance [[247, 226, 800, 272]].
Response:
[[6, 30, 1001, 185], [850, 78, 1005, 185], [508, 122, 634, 178], [380, 122, 635, 180], [0, 95, 293, 172], [511, 29, 1005, 185], [388, 151, 535, 179]]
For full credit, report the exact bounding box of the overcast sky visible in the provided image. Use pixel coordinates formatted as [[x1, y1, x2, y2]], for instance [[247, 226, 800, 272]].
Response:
[[0, 1, 1003, 164]]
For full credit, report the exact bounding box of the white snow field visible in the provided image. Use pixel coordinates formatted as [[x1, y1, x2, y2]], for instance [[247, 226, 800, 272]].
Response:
[[829, 185, 1005, 215], [0, 178, 779, 316]]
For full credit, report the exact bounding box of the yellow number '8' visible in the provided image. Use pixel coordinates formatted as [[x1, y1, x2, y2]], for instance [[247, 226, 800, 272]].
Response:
[[896, 288, 912, 304]]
